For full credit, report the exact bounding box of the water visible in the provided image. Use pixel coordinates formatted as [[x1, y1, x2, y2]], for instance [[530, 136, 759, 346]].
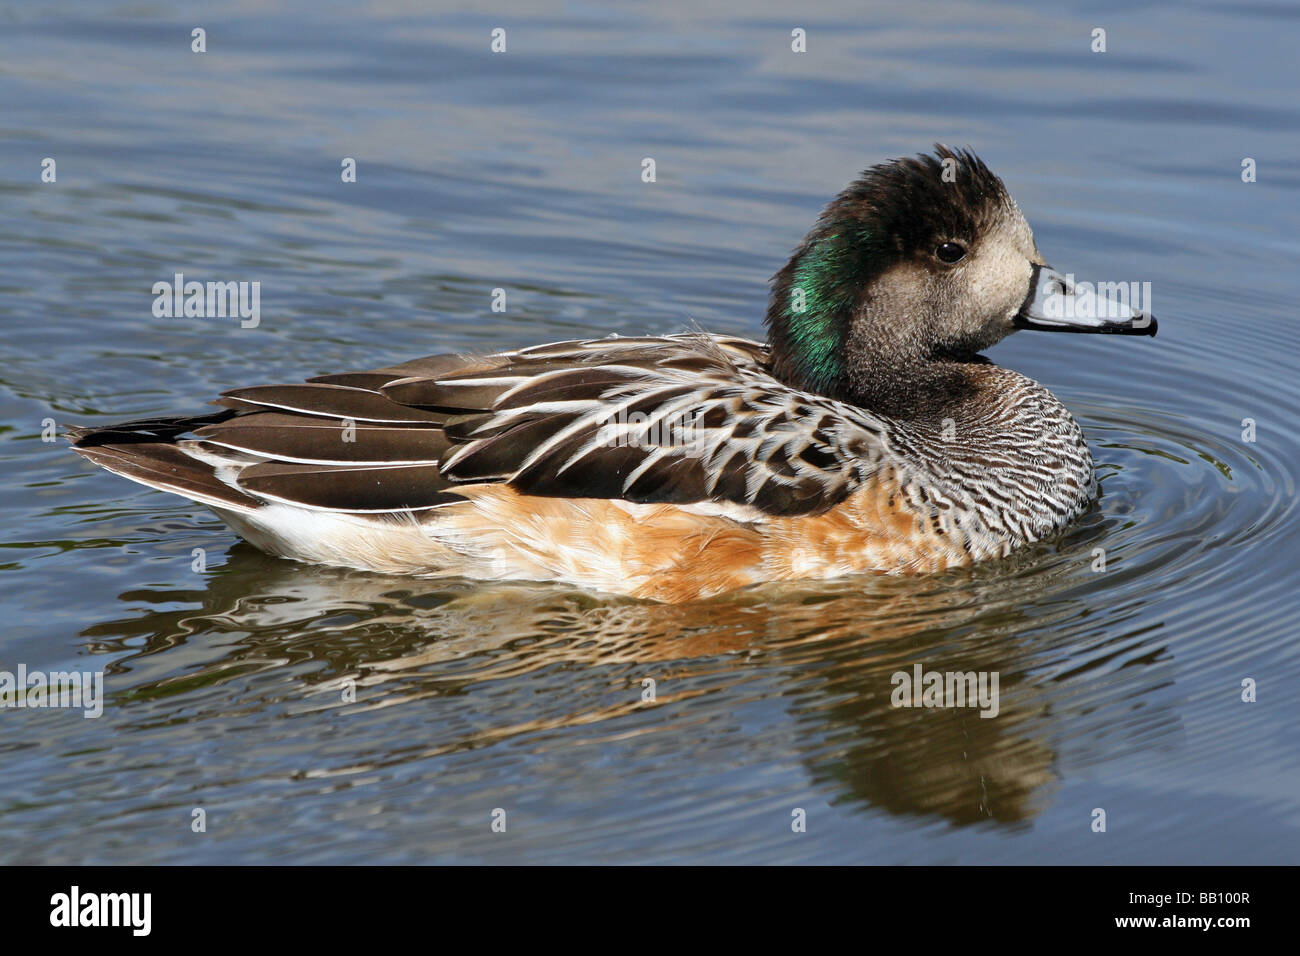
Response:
[[1, 0, 1298, 863]]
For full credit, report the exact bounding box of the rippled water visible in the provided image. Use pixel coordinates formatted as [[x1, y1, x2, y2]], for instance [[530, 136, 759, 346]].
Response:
[[2, 0, 1298, 863]]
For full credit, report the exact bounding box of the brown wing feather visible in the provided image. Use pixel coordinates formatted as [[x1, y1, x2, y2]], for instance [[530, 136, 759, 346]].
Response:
[[421, 335, 887, 517], [193, 411, 451, 464], [72, 439, 263, 512], [235, 461, 462, 511], [219, 383, 449, 424], [71, 334, 887, 522]]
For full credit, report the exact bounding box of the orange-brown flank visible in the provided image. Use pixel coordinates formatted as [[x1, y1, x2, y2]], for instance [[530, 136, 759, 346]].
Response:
[[437, 474, 969, 603]]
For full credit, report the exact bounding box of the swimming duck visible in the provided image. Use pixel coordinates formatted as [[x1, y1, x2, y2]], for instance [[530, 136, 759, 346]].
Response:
[[70, 146, 1156, 603]]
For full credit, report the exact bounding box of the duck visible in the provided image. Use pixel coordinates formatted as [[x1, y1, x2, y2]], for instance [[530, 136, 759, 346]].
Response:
[[69, 146, 1156, 603]]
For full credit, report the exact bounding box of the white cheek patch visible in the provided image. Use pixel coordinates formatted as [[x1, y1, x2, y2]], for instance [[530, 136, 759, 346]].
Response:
[[964, 231, 1034, 325]]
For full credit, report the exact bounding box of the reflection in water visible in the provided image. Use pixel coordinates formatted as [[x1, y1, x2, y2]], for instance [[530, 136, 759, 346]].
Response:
[[80, 526, 1172, 826]]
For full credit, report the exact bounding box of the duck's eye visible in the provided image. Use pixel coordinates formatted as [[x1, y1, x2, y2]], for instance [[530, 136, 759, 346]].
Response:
[[936, 242, 966, 264]]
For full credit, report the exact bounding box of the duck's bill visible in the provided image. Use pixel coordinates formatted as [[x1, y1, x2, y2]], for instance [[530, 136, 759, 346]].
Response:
[[1015, 265, 1157, 336]]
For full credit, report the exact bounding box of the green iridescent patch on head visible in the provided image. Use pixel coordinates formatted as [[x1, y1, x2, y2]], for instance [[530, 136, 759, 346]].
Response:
[[766, 146, 1013, 402], [779, 229, 870, 394]]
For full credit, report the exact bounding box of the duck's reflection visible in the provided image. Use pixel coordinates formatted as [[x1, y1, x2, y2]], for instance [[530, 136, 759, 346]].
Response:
[[80, 531, 1168, 827]]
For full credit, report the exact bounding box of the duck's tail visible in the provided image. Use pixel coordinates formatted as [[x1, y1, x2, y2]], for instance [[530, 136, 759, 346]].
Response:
[[67, 412, 263, 514]]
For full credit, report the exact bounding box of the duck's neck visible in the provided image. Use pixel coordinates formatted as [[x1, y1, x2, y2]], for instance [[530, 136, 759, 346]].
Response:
[[763, 227, 869, 401], [765, 237, 979, 422], [843, 314, 990, 421]]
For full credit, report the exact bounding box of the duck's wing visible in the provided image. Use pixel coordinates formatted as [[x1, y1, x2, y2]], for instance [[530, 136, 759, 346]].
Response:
[[390, 333, 889, 518], [72, 333, 889, 520]]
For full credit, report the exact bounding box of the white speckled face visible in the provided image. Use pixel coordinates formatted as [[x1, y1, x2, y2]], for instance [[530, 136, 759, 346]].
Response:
[[854, 198, 1047, 361], [926, 199, 1046, 353]]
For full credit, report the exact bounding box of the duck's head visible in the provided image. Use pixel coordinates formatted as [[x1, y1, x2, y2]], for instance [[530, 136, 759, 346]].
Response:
[[765, 145, 1155, 416]]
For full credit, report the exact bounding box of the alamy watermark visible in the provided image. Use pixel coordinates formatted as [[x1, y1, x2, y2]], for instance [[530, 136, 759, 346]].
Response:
[[50, 886, 150, 935], [891, 663, 999, 718], [0, 664, 103, 718], [152, 272, 260, 328], [596, 407, 705, 450], [1044, 274, 1153, 323]]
